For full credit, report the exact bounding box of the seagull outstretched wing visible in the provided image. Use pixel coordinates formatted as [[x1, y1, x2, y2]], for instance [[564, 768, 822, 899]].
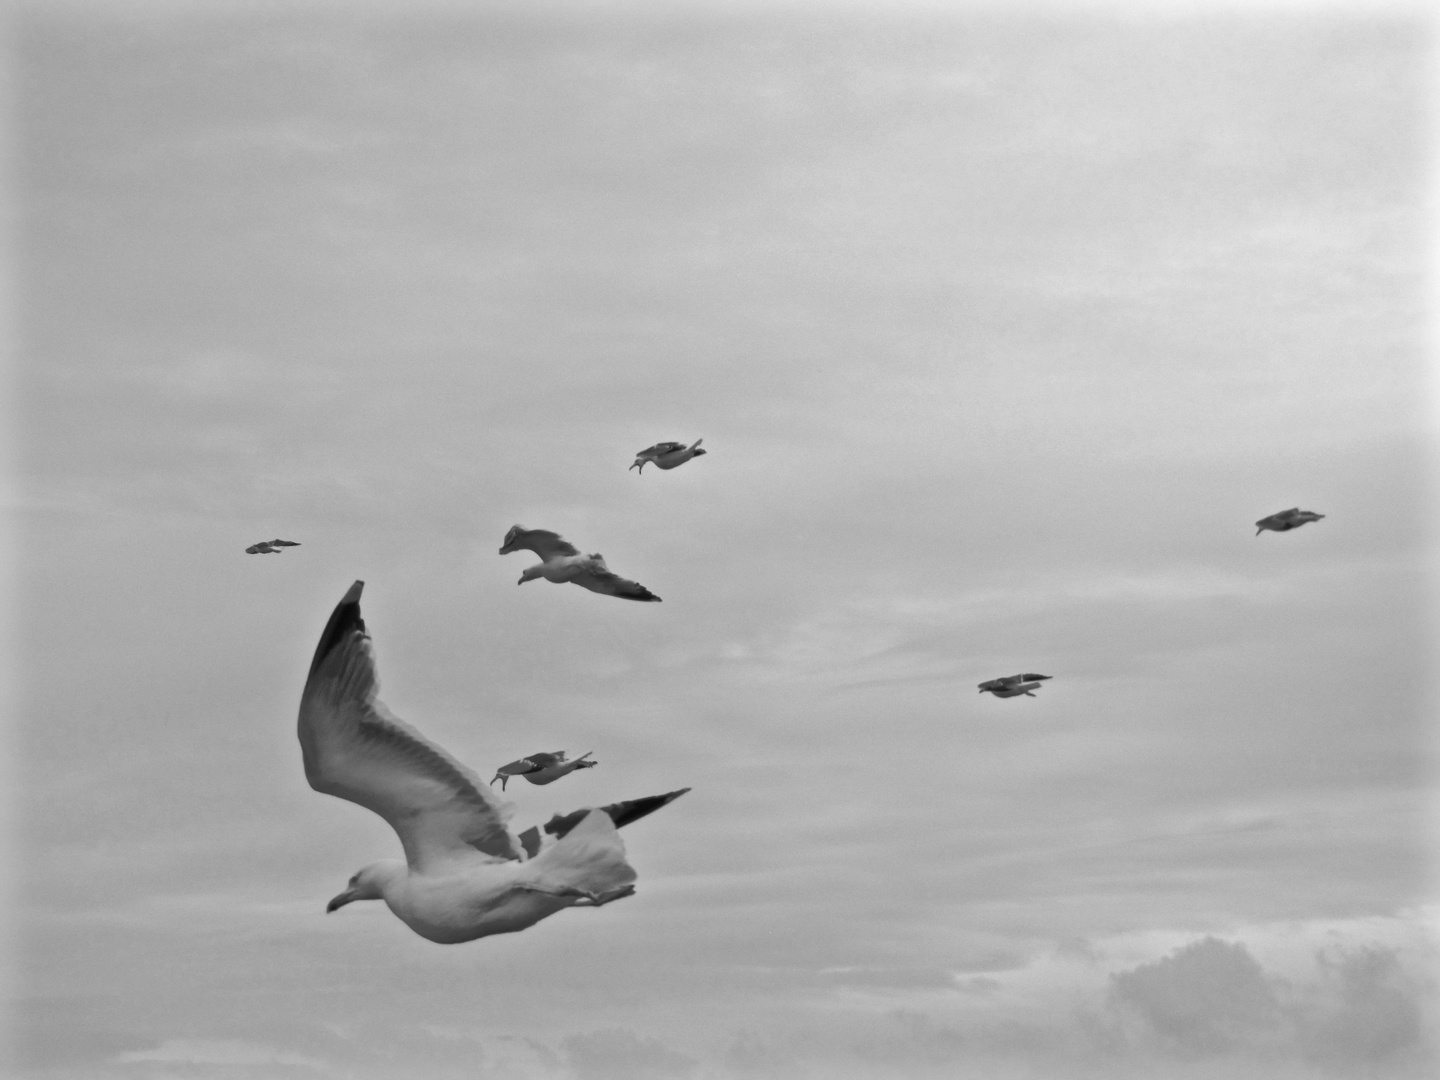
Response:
[[1255, 507, 1324, 535], [499, 527, 581, 560], [637, 441, 686, 457], [572, 556, 662, 602], [298, 581, 522, 872]]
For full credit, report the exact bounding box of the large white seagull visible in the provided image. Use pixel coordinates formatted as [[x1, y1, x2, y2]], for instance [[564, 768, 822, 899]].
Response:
[[298, 581, 687, 943]]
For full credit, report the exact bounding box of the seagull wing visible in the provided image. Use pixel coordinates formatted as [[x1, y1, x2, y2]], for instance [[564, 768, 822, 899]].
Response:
[[495, 752, 565, 777], [639, 442, 685, 456], [571, 557, 661, 602], [1255, 509, 1299, 530], [298, 581, 522, 872], [494, 756, 543, 777], [503, 527, 581, 560]]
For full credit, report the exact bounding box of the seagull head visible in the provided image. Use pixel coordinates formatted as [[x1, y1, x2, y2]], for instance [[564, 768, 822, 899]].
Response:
[[326, 861, 400, 913]]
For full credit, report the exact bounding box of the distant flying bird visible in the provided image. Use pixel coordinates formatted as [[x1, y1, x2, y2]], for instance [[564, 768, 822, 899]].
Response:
[[630, 439, 706, 473], [299, 581, 689, 943], [491, 751, 597, 791], [499, 526, 661, 602], [978, 673, 1052, 698], [246, 539, 301, 554], [1255, 508, 1325, 536]]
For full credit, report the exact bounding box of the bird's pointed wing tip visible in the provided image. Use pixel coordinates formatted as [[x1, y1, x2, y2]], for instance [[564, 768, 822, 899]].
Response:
[[305, 581, 367, 678]]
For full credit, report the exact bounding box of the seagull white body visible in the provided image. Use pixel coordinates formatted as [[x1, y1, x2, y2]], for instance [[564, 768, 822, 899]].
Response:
[[1255, 508, 1325, 535], [299, 581, 687, 943], [246, 539, 300, 554], [630, 439, 705, 473], [491, 751, 596, 790], [978, 673, 1052, 698], [499, 526, 661, 602]]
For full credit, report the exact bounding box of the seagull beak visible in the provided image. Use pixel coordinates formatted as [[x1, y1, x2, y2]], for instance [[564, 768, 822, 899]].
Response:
[[326, 889, 357, 914]]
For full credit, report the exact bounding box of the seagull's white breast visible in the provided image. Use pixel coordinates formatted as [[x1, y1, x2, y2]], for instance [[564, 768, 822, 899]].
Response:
[[385, 862, 571, 944], [538, 554, 591, 582]]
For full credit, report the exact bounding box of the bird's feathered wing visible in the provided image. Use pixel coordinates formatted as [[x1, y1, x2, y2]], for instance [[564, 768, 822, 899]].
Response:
[[1256, 508, 1317, 531], [501, 527, 580, 560], [572, 556, 662, 602], [298, 581, 522, 871], [637, 441, 686, 457], [497, 752, 565, 776]]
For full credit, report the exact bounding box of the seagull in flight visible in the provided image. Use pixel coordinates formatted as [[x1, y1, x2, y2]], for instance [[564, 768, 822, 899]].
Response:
[[298, 581, 689, 943], [630, 439, 706, 473], [246, 539, 301, 554], [499, 527, 661, 602], [1255, 508, 1325, 535], [491, 751, 597, 791], [978, 673, 1052, 698]]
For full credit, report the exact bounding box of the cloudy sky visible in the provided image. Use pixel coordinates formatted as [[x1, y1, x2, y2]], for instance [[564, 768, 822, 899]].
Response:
[[12, 1, 1437, 1078]]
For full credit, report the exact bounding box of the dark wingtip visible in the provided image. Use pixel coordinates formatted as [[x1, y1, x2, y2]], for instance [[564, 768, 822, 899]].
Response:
[[544, 786, 691, 840], [307, 580, 366, 679]]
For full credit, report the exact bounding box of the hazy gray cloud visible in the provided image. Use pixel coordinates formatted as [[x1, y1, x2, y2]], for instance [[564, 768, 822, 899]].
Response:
[[1293, 947, 1429, 1075], [1108, 936, 1284, 1056], [562, 1029, 697, 1080]]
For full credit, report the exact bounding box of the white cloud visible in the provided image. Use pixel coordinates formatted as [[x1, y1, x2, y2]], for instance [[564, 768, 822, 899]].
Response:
[[116, 1037, 327, 1070]]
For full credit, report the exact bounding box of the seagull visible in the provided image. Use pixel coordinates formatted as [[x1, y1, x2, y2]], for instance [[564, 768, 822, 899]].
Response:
[[498, 527, 661, 602], [630, 439, 706, 473], [298, 581, 689, 944], [1255, 508, 1325, 535], [978, 673, 1052, 698], [246, 539, 301, 554], [490, 751, 597, 791]]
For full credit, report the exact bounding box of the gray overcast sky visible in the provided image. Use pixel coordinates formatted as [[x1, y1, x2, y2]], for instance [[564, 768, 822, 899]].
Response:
[[12, 1, 1437, 1078]]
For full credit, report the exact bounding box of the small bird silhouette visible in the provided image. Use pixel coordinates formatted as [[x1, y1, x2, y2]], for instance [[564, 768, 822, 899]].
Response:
[[246, 539, 301, 554], [499, 527, 660, 602], [630, 439, 706, 473], [978, 673, 1052, 698], [1254, 508, 1325, 536], [490, 751, 597, 791]]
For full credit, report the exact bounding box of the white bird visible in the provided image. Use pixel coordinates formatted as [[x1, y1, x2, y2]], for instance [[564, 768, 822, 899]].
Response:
[[491, 751, 597, 791], [299, 581, 689, 943], [1255, 508, 1325, 535], [246, 539, 301, 554], [630, 439, 706, 473], [978, 673, 1052, 698], [498, 526, 661, 602]]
